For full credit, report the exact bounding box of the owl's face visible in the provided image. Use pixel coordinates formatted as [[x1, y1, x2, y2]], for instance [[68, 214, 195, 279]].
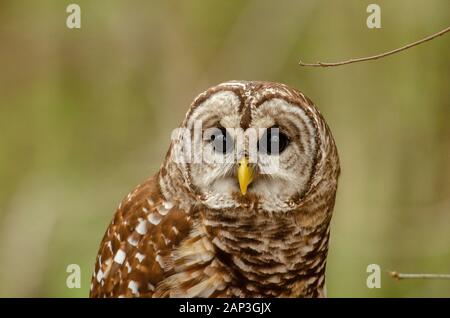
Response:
[[168, 81, 330, 213]]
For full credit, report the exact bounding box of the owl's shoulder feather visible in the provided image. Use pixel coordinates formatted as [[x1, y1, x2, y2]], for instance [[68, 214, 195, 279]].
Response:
[[90, 175, 192, 297]]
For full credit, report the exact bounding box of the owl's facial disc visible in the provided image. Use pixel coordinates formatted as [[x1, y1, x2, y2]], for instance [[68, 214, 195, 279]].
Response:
[[174, 86, 319, 212]]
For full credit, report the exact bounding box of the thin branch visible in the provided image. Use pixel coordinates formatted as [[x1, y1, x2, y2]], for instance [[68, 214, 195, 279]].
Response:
[[389, 271, 450, 280], [299, 26, 450, 67]]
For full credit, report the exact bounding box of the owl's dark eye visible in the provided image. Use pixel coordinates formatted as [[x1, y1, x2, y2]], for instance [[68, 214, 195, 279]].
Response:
[[210, 127, 233, 154], [258, 127, 290, 155]]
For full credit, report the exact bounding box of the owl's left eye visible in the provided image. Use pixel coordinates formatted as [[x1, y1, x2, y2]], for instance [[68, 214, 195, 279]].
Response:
[[258, 127, 290, 155], [209, 127, 233, 154]]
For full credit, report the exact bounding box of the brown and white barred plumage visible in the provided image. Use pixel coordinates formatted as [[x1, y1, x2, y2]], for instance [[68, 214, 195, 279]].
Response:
[[90, 81, 340, 298]]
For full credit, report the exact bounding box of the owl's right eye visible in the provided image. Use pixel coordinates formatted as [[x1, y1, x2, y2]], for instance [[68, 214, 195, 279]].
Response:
[[210, 127, 233, 154], [258, 127, 290, 155]]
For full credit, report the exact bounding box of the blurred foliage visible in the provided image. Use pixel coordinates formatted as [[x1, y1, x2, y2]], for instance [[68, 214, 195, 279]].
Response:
[[0, 0, 449, 297]]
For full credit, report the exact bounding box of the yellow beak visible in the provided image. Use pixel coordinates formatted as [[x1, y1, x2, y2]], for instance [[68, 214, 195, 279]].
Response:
[[237, 157, 254, 195]]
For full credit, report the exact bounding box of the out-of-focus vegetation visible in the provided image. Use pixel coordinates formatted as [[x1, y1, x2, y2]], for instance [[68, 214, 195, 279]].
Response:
[[0, 0, 449, 297]]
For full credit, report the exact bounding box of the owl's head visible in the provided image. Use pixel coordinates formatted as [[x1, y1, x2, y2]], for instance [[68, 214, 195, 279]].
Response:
[[162, 81, 339, 213]]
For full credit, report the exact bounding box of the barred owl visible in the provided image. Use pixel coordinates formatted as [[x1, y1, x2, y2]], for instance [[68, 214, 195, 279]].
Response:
[[90, 81, 340, 298]]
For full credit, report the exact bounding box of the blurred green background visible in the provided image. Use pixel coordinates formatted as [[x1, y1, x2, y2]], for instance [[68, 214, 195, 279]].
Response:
[[0, 0, 449, 297]]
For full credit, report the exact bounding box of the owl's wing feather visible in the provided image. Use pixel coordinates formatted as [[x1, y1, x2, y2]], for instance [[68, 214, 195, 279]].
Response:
[[90, 175, 192, 297]]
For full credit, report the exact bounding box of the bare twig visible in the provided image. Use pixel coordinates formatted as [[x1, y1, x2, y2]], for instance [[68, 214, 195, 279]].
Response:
[[299, 26, 450, 67], [389, 271, 450, 280]]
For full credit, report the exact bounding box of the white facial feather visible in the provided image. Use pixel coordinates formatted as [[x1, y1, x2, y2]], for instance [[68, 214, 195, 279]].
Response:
[[178, 91, 318, 212]]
